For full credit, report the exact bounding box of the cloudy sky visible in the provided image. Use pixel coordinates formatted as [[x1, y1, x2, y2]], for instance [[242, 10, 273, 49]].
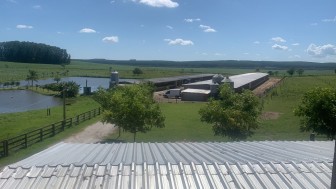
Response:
[[1, 0, 336, 62]]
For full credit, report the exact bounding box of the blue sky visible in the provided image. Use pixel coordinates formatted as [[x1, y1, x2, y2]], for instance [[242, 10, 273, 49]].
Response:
[[1, 0, 336, 62]]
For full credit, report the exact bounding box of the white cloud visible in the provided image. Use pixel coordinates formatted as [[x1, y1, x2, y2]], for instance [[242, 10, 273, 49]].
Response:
[[135, 0, 178, 8], [164, 38, 194, 46], [254, 41, 260, 44], [322, 16, 336, 23], [294, 55, 301, 58], [199, 25, 216, 32], [307, 44, 336, 58], [272, 44, 288, 51], [184, 18, 201, 23], [292, 43, 300, 46], [271, 37, 286, 43], [33, 5, 41, 9], [166, 25, 173, 30], [79, 28, 97, 33], [102, 36, 119, 43], [16, 25, 33, 29]]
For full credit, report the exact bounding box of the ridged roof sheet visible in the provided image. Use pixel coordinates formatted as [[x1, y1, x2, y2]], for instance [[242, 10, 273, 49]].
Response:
[[10, 141, 333, 167], [0, 161, 332, 189], [0, 141, 334, 189]]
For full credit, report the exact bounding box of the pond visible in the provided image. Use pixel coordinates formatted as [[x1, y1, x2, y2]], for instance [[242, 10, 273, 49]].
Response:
[[0, 90, 62, 114], [20, 77, 140, 93], [0, 77, 140, 114]]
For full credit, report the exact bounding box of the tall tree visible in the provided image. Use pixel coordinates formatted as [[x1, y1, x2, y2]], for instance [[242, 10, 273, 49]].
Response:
[[199, 84, 262, 140], [133, 67, 143, 75], [26, 70, 39, 87], [296, 68, 304, 76], [94, 83, 165, 141], [287, 68, 295, 76], [294, 87, 336, 188]]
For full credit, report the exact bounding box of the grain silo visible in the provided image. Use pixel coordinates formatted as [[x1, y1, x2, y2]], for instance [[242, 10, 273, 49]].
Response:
[[109, 71, 119, 88]]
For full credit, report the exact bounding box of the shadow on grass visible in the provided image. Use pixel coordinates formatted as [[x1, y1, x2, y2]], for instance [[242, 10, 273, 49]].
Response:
[[101, 138, 126, 143]]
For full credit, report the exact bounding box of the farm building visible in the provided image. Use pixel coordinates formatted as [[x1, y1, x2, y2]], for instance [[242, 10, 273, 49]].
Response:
[[182, 72, 268, 96], [0, 141, 333, 188], [146, 74, 214, 91]]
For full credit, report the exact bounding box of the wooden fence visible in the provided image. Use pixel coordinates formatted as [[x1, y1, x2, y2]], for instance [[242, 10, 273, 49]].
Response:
[[0, 107, 101, 158]]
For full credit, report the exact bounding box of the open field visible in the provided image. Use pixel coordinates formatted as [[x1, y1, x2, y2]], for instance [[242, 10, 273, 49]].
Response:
[[1, 60, 336, 166], [1, 60, 335, 83]]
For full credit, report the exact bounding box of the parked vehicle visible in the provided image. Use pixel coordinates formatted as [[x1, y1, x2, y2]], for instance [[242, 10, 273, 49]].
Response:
[[163, 89, 181, 98]]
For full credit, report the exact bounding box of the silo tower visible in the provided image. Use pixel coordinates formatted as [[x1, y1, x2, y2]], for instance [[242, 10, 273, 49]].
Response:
[[109, 71, 119, 88], [222, 76, 234, 89]]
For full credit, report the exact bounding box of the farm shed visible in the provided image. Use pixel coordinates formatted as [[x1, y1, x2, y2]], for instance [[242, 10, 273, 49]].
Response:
[[146, 74, 214, 91], [181, 88, 211, 101], [0, 141, 334, 189], [183, 72, 269, 94]]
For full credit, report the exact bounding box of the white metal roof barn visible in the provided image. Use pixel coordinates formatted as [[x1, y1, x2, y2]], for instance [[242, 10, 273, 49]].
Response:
[[0, 141, 334, 189]]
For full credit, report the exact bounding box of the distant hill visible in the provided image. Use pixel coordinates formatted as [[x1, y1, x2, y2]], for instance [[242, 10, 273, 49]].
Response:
[[76, 59, 336, 70]]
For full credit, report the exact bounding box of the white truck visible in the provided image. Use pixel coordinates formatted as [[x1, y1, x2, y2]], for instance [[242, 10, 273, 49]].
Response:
[[163, 89, 181, 98]]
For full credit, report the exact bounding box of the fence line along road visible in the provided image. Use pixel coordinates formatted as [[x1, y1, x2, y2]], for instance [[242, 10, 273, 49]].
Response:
[[0, 107, 101, 158]]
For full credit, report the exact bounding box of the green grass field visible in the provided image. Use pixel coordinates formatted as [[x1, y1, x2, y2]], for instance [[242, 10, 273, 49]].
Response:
[[2, 60, 334, 84], [104, 75, 336, 142], [1, 60, 336, 167], [0, 96, 99, 140]]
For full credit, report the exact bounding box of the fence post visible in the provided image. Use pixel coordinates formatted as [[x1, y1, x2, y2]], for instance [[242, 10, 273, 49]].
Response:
[[52, 124, 55, 136], [83, 113, 86, 121], [24, 134, 28, 148], [61, 121, 65, 131], [76, 115, 79, 125], [89, 111, 91, 119], [69, 118, 73, 127], [39, 129, 43, 142], [3, 140, 8, 157], [93, 109, 96, 117]]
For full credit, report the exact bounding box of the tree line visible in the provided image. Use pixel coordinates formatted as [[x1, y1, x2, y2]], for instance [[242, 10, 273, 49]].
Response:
[[0, 41, 71, 64], [81, 59, 336, 70]]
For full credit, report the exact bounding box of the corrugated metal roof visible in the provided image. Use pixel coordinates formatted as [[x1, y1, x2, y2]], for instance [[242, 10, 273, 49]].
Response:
[[0, 161, 332, 189], [183, 72, 268, 89], [0, 141, 334, 189], [146, 74, 214, 84], [10, 141, 334, 167], [182, 89, 211, 94]]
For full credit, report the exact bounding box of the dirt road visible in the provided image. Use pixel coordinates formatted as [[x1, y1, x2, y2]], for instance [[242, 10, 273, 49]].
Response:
[[64, 122, 116, 143]]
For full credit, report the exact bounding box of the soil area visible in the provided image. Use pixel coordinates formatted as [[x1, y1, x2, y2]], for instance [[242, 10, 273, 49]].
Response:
[[253, 78, 281, 96], [64, 122, 117, 143], [260, 111, 281, 120]]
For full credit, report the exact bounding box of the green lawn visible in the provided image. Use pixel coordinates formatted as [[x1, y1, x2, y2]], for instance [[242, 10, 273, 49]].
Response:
[[0, 96, 99, 140], [104, 75, 336, 142]]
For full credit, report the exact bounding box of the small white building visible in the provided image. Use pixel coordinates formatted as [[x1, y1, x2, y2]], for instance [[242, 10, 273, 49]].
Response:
[[181, 88, 211, 101]]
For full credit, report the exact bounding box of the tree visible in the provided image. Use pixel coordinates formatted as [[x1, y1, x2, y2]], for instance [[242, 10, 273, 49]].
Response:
[[133, 67, 143, 75], [296, 68, 304, 76], [26, 70, 39, 87], [94, 84, 165, 141], [54, 74, 61, 83], [294, 87, 336, 188], [287, 68, 295, 76], [199, 84, 262, 140], [59, 81, 80, 98]]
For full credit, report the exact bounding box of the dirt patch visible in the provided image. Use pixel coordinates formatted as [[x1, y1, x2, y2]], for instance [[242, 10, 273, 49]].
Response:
[[253, 78, 282, 96], [154, 90, 182, 103], [260, 112, 281, 120], [64, 122, 117, 143]]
